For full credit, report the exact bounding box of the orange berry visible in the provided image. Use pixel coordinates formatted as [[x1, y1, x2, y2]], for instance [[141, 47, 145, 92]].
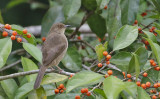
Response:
[[23, 29, 27, 34], [122, 72, 125, 76], [150, 59, 154, 64], [75, 95, 81, 99], [152, 95, 156, 99], [134, 20, 138, 24], [154, 67, 160, 71], [42, 37, 46, 42], [12, 31, 17, 36], [54, 89, 59, 94], [154, 83, 158, 88], [27, 33, 31, 38], [106, 61, 110, 65], [81, 88, 85, 93], [60, 90, 64, 93], [59, 84, 64, 89], [143, 72, 148, 77], [86, 92, 91, 96], [10, 35, 16, 40], [136, 81, 141, 86], [150, 90, 153, 93], [149, 29, 153, 32], [107, 70, 113, 75], [146, 82, 151, 88], [152, 26, 156, 30], [63, 88, 66, 90], [84, 88, 88, 93], [144, 41, 149, 45], [104, 74, 109, 78], [2, 31, 8, 37], [106, 55, 111, 60], [17, 37, 22, 43], [127, 74, 131, 78], [128, 79, 132, 82], [4, 24, 11, 30], [70, 74, 73, 77], [138, 28, 142, 33], [157, 83, 160, 87], [141, 84, 146, 89], [98, 63, 103, 67], [154, 33, 157, 36], [141, 12, 147, 17], [152, 62, 156, 66], [77, 36, 81, 40], [103, 51, 108, 56], [104, 5, 107, 9]]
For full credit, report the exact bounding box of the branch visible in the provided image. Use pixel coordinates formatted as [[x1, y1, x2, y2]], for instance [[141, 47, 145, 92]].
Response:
[[90, 82, 102, 92], [69, 11, 94, 39], [142, 20, 158, 30], [0, 69, 74, 81]]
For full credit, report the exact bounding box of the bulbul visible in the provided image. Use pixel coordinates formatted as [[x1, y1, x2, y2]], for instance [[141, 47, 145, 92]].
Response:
[[34, 23, 69, 89]]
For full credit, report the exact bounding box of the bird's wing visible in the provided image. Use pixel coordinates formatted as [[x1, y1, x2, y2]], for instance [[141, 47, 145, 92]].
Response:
[[42, 34, 67, 66]]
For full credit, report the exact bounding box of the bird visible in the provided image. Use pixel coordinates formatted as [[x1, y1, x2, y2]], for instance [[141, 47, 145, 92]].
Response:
[[34, 23, 69, 89]]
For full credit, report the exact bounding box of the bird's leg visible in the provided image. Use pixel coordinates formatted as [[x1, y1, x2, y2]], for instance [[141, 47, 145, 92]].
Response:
[[55, 65, 63, 73], [49, 67, 55, 71]]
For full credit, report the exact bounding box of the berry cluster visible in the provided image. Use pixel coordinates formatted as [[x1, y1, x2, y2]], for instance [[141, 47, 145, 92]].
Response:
[[75, 88, 91, 99], [54, 84, 66, 94]]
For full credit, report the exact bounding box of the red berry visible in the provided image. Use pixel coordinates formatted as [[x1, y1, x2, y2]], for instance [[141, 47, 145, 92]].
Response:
[[154, 33, 157, 36], [134, 20, 138, 24], [86, 92, 91, 96], [146, 82, 151, 88], [59, 84, 64, 89], [84, 88, 88, 93], [144, 41, 149, 45], [106, 61, 110, 65], [60, 90, 64, 93], [75, 95, 81, 99], [143, 72, 148, 77], [12, 31, 17, 36], [152, 95, 156, 99], [149, 29, 153, 32], [141, 12, 147, 17], [23, 29, 27, 34], [106, 55, 111, 60], [10, 35, 16, 40], [107, 70, 113, 75], [141, 84, 146, 89], [98, 63, 103, 67], [155, 67, 160, 71], [2, 31, 8, 37], [27, 33, 31, 38], [104, 74, 109, 78], [54, 89, 59, 94], [4, 24, 11, 30], [77, 36, 81, 40], [42, 37, 46, 42], [150, 59, 154, 64], [152, 62, 156, 66], [17, 37, 22, 43], [104, 5, 107, 9], [103, 51, 108, 56], [81, 88, 85, 93], [127, 74, 131, 78], [152, 26, 156, 30], [154, 83, 158, 88], [136, 81, 141, 86]]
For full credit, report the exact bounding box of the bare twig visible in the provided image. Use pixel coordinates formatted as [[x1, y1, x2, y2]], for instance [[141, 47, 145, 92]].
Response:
[[90, 82, 102, 92], [142, 20, 158, 30], [10, 49, 25, 55]]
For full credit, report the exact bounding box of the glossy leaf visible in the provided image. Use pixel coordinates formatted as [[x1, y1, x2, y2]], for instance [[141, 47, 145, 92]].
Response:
[[137, 87, 150, 99], [41, 73, 68, 85], [21, 57, 38, 82], [14, 81, 34, 99], [144, 38, 160, 67], [41, 6, 64, 37], [103, 76, 125, 99], [95, 44, 106, 62], [66, 71, 103, 93], [1, 79, 18, 99], [54, 93, 80, 99], [143, 30, 157, 43], [87, 13, 107, 39], [120, 0, 140, 25], [124, 82, 137, 98], [0, 10, 4, 24], [61, 47, 82, 71], [0, 38, 12, 68], [23, 43, 42, 63], [11, 25, 36, 45], [113, 25, 138, 51], [63, 0, 81, 19], [110, 52, 132, 66], [96, 0, 110, 10], [94, 89, 107, 99], [82, 0, 97, 11]]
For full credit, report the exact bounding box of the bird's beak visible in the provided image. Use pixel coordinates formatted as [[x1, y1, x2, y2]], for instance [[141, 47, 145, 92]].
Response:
[[65, 25, 71, 28]]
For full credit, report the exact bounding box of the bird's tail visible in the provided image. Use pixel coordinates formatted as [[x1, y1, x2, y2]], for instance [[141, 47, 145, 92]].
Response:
[[34, 66, 47, 89]]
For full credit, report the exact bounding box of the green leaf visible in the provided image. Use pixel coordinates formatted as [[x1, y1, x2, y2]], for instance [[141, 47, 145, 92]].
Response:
[[61, 47, 82, 71], [82, 0, 97, 11], [95, 44, 106, 62], [6, 0, 27, 9], [128, 54, 140, 81], [41, 73, 68, 85], [143, 30, 157, 43], [0, 10, 4, 24], [137, 87, 150, 99], [23, 43, 42, 63], [41, 6, 64, 37], [11, 25, 36, 45], [113, 25, 138, 51], [1, 79, 18, 99], [21, 57, 38, 82], [14, 81, 34, 99], [96, 0, 110, 10], [144, 38, 160, 67], [87, 13, 107, 39], [124, 82, 137, 98], [94, 89, 107, 99], [66, 71, 103, 93], [135, 47, 148, 69], [0, 38, 12, 68], [63, 0, 81, 19], [110, 52, 132, 66], [103, 76, 125, 99], [54, 93, 80, 99], [120, 0, 140, 25]]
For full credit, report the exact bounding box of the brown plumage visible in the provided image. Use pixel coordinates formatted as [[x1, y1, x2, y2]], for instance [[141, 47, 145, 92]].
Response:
[[34, 23, 68, 89]]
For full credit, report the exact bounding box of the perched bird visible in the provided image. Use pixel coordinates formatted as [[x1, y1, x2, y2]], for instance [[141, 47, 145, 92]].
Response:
[[34, 23, 69, 89]]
